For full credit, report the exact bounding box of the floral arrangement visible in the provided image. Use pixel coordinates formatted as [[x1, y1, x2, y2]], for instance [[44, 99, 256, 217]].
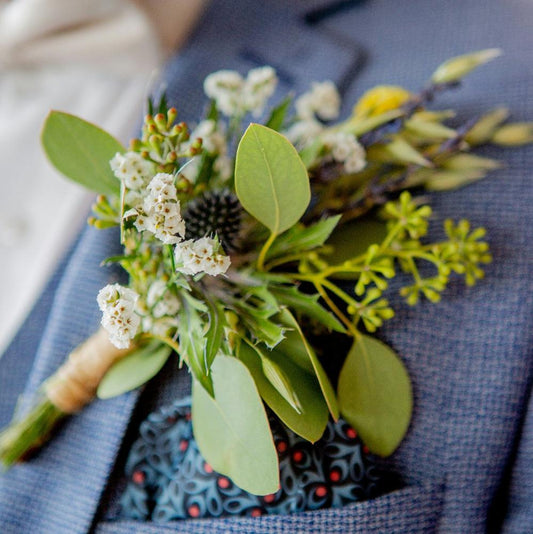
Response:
[[1, 50, 531, 495]]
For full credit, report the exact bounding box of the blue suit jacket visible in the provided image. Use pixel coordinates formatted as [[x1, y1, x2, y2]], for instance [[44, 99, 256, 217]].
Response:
[[1, 1, 532, 532]]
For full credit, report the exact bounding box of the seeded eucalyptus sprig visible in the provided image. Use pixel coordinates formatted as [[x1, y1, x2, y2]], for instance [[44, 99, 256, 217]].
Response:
[[1, 50, 531, 495]]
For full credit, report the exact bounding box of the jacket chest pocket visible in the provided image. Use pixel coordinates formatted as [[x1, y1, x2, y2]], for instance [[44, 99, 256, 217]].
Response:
[[95, 482, 444, 534]]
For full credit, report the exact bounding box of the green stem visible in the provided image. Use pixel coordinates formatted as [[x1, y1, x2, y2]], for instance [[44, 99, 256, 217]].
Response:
[[0, 399, 64, 469], [257, 231, 277, 271], [167, 244, 176, 272]]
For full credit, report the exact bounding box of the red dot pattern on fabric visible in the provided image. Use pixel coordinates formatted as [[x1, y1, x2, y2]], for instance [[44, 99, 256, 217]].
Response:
[[179, 439, 188, 452], [346, 428, 357, 439], [263, 493, 276, 503], [218, 477, 230, 489], [292, 450, 303, 462], [329, 469, 341, 482], [277, 441, 287, 453], [188, 505, 200, 518], [204, 462, 213, 473], [315, 485, 327, 498], [132, 470, 145, 484]]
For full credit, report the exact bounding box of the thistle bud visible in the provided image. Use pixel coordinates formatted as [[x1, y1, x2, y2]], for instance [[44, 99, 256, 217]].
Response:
[[431, 49, 502, 84]]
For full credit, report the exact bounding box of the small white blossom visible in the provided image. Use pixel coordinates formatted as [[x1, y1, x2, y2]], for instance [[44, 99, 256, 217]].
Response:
[[132, 173, 185, 244], [142, 315, 179, 337], [204, 70, 244, 116], [190, 120, 227, 154], [178, 156, 201, 183], [243, 66, 278, 117], [110, 152, 154, 190], [213, 155, 233, 180], [284, 119, 324, 148], [146, 280, 181, 318], [184, 120, 232, 181], [203, 66, 278, 118], [174, 237, 231, 276], [295, 81, 341, 121], [97, 284, 140, 349], [323, 132, 366, 173]]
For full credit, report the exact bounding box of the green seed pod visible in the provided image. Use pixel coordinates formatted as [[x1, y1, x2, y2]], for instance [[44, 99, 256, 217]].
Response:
[[465, 107, 509, 145], [431, 49, 502, 84], [404, 118, 456, 140], [491, 123, 533, 146]]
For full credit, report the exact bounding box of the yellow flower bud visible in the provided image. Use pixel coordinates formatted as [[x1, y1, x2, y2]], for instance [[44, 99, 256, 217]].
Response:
[[353, 85, 411, 118], [431, 49, 502, 85]]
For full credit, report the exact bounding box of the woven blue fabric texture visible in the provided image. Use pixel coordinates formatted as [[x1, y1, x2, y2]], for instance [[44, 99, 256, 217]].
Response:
[[0, 0, 532, 532]]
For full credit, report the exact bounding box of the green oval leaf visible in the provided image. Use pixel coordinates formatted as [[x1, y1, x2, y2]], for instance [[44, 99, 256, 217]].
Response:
[[279, 310, 339, 420], [261, 352, 303, 413], [192, 356, 279, 495], [235, 123, 310, 234], [325, 218, 388, 271], [41, 111, 124, 197], [97, 342, 172, 399], [338, 334, 412, 456], [239, 343, 328, 443]]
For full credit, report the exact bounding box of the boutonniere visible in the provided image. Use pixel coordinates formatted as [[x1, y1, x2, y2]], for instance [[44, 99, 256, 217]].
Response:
[[1, 50, 531, 494]]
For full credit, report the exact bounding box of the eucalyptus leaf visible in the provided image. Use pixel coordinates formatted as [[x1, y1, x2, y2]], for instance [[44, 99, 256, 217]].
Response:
[[235, 123, 310, 234], [192, 356, 279, 495], [325, 218, 388, 269], [41, 111, 124, 197], [266, 216, 341, 260], [270, 286, 345, 333], [299, 139, 323, 169], [97, 342, 172, 399], [233, 299, 285, 349], [278, 329, 315, 374], [204, 299, 226, 372], [179, 303, 213, 396], [257, 347, 303, 413], [279, 310, 339, 419], [337, 334, 412, 456], [239, 343, 328, 442]]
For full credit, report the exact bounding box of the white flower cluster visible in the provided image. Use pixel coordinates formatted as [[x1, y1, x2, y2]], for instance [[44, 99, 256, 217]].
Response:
[[285, 81, 342, 149], [129, 173, 186, 245], [295, 81, 341, 121], [97, 284, 140, 349], [323, 132, 367, 173], [174, 237, 231, 276], [142, 280, 181, 337], [110, 152, 154, 190], [284, 119, 324, 148], [181, 120, 233, 182], [203, 66, 278, 118]]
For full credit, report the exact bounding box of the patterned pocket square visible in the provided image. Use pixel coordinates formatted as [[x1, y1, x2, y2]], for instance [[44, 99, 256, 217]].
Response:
[[119, 398, 387, 521]]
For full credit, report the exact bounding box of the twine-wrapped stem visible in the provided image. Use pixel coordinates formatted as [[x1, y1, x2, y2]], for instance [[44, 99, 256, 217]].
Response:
[[0, 329, 134, 468]]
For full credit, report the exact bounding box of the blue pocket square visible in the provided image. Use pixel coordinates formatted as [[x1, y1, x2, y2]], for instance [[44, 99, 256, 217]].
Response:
[[119, 398, 387, 521]]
